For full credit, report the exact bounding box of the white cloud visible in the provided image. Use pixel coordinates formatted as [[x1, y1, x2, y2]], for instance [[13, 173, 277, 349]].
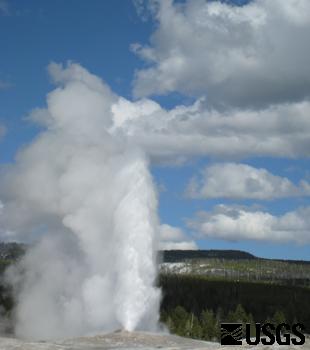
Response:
[[111, 97, 310, 161], [117, 0, 310, 163], [23, 63, 310, 166], [133, 0, 157, 21], [159, 224, 197, 250], [133, 0, 310, 108], [188, 205, 310, 244], [186, 163, 310, 200], [18, 61, 310, 167]]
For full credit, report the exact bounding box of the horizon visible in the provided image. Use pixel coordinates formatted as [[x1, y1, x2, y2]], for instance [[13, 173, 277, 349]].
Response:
[[2, 240, 310, 263]]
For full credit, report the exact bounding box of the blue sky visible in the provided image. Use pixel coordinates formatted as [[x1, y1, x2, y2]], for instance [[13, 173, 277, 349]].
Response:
[[1, 0, 310, 260]]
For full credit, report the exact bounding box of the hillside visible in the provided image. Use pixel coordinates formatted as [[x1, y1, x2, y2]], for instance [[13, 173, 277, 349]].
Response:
[[159, 250, 310, 288], [160, 249, 310, 265], [160, 249, 256, 262]]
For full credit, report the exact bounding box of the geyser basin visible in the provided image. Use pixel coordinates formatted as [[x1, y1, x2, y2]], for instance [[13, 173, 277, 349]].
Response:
[[0, 331, 213, 350], [1, 331, 309, 350]]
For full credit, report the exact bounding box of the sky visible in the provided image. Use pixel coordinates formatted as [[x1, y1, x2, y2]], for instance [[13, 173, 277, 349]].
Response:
[[0, 0, 310, 260]]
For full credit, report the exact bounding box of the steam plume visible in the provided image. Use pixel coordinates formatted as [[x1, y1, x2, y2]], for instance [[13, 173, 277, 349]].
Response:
[[1, 62, 160, 339]]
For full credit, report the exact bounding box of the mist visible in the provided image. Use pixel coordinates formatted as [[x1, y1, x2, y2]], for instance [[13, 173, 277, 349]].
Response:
[[1, 63, 161, 339]]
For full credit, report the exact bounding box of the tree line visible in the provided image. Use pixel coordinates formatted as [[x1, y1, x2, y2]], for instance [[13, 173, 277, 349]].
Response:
[[161, 303, 287, 341]]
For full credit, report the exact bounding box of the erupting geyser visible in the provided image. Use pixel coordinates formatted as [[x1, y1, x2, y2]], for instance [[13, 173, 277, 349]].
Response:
[[1, 63, 161, 339]]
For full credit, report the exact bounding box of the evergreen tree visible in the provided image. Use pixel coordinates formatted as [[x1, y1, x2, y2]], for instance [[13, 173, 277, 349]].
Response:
[[191, 314, 203, 339], [170, 306, 189, 336], [201, 309, 217, 341], [233, 304, 248, 323], [272, 310, 286, 325]]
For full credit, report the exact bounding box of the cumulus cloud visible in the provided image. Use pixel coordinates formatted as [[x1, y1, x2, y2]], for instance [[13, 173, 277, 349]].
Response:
[[186, 163, 310, 200], [120, 0, 310, 163], [188, 205, 310, 244], [133, 0, 158, 21], [159, 224, 197, 250], [133, 0, 310, 108], [111, 98, 310, 161]]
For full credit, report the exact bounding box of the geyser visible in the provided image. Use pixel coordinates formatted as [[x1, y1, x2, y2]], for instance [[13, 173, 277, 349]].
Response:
[[1, 63, 161, 339]]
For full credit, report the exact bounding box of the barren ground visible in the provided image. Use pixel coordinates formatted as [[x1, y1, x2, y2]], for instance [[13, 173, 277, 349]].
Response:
[[0, 331, 309, 350]]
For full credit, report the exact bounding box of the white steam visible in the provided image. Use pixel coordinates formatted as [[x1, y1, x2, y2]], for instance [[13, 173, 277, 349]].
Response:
[[1, 63, 160, 339]]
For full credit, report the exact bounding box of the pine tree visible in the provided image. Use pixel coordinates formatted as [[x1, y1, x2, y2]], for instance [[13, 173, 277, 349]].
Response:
[[233, 304, 248, 323], [201, 309, 217, 341], [191, 314, 203, 339], [171, 306, 189, 336], [272, 310, 286, 325]]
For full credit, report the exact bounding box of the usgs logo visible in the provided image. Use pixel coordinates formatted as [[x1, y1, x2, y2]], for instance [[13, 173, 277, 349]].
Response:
[[221, 322, 306, 346]]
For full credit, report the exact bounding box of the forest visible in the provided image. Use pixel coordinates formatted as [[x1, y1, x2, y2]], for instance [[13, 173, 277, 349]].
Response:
[[159, 273, 310, 341]]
